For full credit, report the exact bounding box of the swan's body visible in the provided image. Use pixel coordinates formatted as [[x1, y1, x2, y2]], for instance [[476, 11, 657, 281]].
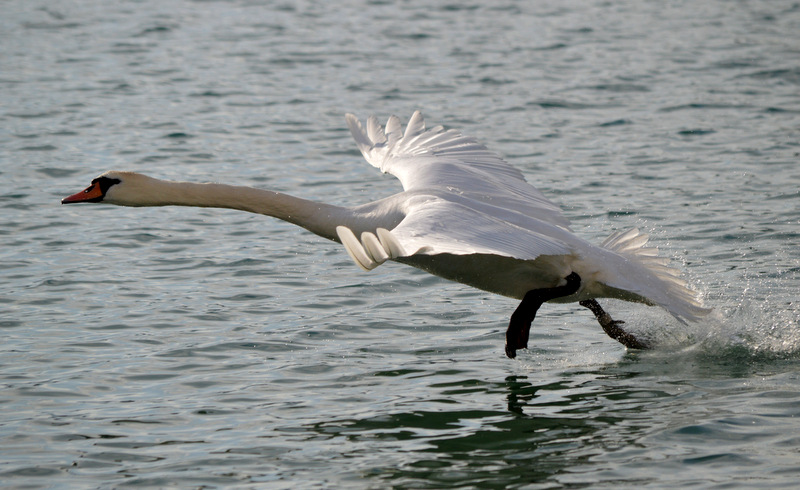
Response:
[[63, 111, 709, 357]]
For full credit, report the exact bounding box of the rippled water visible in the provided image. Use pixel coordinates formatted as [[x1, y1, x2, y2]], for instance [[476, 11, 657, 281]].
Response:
[[2, 0, 800, 487]]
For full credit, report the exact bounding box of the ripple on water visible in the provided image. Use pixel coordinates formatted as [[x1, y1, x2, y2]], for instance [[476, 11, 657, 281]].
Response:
[[1, 0, 800, 488]]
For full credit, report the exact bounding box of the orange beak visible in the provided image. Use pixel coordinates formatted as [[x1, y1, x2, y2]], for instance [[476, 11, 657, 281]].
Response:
[[62, 182, 104, 204]]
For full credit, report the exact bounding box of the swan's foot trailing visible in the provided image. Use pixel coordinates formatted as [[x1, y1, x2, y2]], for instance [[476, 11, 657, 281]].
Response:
[[505, 272, 581, 359], [579, 299, 650, 349]]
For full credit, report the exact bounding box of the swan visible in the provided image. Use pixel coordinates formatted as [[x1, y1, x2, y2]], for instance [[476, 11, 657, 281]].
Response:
[[62, 111, 709, 358]]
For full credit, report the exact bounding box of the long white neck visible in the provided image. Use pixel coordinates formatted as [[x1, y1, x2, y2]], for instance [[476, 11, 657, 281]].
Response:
[[108, 174, 373, 242]]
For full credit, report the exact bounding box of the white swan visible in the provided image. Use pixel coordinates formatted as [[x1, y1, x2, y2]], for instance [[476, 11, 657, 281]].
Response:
[[63, 111, 709, 357]]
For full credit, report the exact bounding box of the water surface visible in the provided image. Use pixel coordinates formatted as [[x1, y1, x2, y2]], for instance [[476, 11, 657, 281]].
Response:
[[2, 0, 799, 487]]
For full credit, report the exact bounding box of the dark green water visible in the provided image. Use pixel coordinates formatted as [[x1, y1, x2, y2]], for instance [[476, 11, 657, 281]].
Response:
[[2, 0, 799, 487]]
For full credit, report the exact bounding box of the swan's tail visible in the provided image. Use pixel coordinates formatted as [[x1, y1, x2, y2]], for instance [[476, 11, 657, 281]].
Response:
[[600, 228, 711, 323]]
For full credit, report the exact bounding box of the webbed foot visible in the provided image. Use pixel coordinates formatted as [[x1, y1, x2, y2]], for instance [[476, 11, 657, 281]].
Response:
[[579, 299, 650, 349]]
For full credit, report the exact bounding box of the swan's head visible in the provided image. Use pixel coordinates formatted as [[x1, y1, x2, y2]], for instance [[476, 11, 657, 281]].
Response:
[[62, 171, 162, 207]]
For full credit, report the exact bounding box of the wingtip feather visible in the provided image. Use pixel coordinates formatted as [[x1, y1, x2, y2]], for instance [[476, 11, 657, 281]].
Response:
[[345, 113, 372, 156]]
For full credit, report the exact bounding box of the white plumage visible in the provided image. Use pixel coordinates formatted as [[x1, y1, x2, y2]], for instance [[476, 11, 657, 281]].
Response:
[[63, 111, 710, 356], [339, 111, 708, 323]]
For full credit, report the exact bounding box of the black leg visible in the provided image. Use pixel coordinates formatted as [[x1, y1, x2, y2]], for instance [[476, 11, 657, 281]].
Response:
[[579, 299, 650, 349], [505, 272, 581, 358]]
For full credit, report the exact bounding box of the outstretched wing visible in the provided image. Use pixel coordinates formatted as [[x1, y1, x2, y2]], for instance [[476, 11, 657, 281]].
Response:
[[345, 111, 571, 230], [339, 112, 575, 270], [339, 112, 710, 322]]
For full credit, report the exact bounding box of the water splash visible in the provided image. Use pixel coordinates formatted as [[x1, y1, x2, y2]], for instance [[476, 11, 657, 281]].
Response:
[[691, 296, 800, 360]]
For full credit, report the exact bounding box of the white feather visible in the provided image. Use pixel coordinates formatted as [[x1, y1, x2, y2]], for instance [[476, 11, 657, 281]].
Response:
[[67, 111, 710, 331], [344, 112, 709, 323]]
